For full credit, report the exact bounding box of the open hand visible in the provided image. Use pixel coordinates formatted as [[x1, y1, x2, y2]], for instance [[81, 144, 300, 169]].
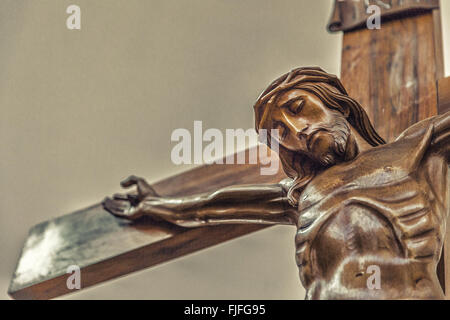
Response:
[[103, 175, 158, 220]]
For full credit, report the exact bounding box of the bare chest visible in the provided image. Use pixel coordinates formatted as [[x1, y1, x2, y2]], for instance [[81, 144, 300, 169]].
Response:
[[293, 149, 448, 291]]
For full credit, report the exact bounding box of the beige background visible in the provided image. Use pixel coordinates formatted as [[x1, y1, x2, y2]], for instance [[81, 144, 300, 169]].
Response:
[[0, 0, 449, 300]]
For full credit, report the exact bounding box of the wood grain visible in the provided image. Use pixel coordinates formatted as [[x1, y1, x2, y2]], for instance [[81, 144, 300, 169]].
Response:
[[341, 12, 441, 142]]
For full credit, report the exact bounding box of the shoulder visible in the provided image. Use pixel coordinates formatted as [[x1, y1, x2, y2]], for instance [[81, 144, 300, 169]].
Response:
[[395, 117, 434, 142], [396, 112, 450, 142], [396, 112, 450, 163]]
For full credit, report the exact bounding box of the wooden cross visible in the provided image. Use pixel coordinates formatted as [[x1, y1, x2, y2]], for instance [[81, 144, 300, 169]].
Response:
[[8, 0, 449, 299]]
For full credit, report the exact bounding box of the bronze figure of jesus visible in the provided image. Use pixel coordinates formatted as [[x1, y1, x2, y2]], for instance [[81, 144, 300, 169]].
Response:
[[103, 67, 449, 300]]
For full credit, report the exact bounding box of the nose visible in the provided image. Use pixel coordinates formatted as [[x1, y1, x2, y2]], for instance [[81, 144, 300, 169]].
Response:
[[282, 113, 309, 137]]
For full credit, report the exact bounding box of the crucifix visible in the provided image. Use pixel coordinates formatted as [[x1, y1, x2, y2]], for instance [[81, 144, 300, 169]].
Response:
[[8, 0, 449, 299]]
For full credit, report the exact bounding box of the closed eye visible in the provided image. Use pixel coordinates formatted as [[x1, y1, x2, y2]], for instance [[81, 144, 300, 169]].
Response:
[[286, 99, 305, 115], [273, 121, 288, 140]]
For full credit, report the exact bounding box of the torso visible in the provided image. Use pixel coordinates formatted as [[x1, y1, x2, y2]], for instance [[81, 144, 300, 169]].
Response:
[[294, 123, 449, 299]]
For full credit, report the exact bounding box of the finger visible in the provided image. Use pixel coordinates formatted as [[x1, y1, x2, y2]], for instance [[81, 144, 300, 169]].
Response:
[[121, 175, 141, 188], [112, 194, 140, 210], [128, 194, 138, 200], [105, 197, 131, 211], [103, 197, 125, 212], [113, 193, 128, 201], [103, 197, 127, 217], [103, 198, 143, 221], [114, 193, 139, 205], [127, 194, 140, 206], [102, 197, 115, 209]]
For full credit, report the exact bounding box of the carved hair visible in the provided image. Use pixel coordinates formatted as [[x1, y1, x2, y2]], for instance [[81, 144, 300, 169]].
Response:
[[254, 67, 386, 206]]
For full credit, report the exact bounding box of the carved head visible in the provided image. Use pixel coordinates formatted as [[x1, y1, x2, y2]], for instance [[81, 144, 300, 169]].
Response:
[[254, 67, 385, 205]]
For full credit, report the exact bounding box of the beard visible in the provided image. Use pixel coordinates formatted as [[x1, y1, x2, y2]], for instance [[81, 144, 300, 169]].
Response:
[[307, 114, 351, 167]]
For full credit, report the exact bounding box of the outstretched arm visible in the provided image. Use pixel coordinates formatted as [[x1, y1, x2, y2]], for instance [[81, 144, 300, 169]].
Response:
[[103, 176, 296, 227]]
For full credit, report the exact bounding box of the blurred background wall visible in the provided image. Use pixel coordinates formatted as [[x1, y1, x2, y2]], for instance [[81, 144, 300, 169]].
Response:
[[0, 0, 448, 299]]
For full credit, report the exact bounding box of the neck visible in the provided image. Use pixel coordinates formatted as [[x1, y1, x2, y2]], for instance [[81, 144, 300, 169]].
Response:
[[344, 127, 373, 161]]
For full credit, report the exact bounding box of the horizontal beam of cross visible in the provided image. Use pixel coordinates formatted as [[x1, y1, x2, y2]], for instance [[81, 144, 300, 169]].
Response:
[[8, 148, 286, 300]]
